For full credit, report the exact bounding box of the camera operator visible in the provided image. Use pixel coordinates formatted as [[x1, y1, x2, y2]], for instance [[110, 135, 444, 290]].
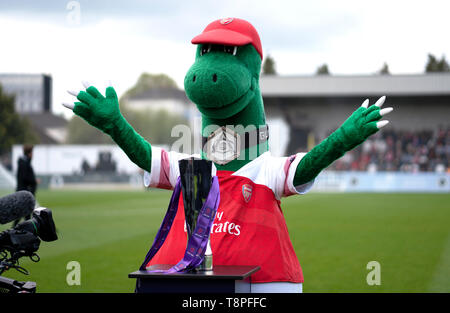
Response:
[[13, 145, 39, 227]]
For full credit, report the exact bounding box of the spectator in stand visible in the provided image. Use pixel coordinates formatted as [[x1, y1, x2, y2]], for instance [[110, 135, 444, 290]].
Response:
[[322, 127, 449, 172]]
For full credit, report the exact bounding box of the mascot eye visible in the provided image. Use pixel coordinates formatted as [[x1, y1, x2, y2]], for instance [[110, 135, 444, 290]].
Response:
[[224, 46, 238, 56], [200, 44, 211, 56]]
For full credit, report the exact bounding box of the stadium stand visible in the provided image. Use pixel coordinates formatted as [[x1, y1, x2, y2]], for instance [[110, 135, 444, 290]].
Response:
[[327, 127, 449, 172]]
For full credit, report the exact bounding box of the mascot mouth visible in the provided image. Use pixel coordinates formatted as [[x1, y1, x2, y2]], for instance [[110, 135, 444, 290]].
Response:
[[197, 84, 255, 119]]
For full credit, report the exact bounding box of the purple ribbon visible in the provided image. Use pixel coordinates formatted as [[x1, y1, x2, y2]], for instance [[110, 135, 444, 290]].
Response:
[[139, 176, 220, 273]]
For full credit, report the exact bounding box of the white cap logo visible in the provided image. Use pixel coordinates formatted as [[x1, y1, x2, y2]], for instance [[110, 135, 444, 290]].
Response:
[[220, 17, 234, 25]]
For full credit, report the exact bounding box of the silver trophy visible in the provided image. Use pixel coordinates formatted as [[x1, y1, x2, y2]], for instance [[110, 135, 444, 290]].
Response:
[[179, 157, 215, 271]]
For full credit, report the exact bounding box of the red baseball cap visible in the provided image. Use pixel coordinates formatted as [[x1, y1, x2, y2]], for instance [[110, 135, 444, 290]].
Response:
[[191, 18, 263, 59]]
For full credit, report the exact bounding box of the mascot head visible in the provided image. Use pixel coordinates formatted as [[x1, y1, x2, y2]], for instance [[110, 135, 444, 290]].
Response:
[[184, 18, 268, 170], [184, 18, 264, 120]]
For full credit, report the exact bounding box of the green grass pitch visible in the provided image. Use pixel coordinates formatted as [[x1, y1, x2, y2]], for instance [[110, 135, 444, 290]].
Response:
[[1, 189, 449, 293]]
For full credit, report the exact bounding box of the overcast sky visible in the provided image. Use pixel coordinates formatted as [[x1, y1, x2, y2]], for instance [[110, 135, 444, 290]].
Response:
[[1, 0, 449, 117]]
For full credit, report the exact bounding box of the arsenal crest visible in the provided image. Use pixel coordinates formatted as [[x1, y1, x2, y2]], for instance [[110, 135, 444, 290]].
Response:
[[242, 184, 253, 203]]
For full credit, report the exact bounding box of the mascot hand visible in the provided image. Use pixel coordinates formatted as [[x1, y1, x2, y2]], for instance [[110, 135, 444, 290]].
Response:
[[336, 96, 393, 151], [63, 81, 122, 135]]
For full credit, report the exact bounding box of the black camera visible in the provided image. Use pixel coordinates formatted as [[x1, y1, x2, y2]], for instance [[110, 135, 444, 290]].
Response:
[[0, 207, 58, 293]]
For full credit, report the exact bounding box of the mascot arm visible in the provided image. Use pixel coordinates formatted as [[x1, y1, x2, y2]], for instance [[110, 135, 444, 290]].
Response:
[[293, 96, 393, 186], [63, 83, 152, 173]]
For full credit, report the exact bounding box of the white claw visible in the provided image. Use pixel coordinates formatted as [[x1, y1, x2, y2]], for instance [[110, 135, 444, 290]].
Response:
[[82, 80, 91, 89], [375, 95, 386, 108], [377, 120, 389, 129], [380, 107, 393, 116], [62, 102, 75, 110], [67, 90, 79, 97], [361, 99, 369, 108]]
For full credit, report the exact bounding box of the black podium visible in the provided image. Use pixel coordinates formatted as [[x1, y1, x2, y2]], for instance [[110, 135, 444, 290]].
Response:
[[129, 264, 260, 293]]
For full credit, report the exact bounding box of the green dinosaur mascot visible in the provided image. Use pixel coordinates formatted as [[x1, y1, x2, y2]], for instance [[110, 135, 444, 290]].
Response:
[[63, 18, 393, 293]]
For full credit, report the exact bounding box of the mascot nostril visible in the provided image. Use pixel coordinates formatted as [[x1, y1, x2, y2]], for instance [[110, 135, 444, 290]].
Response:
[[64, 16, 393, 293]]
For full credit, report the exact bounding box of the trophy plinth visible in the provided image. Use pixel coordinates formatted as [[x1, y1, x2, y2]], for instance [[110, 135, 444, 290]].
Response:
[[130, 265, 260, 293]]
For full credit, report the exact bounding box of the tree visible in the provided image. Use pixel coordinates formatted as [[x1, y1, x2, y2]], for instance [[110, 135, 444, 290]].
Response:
[[66, 106, 189, 145], [120, 73, 178, 102], [437, 56, 450, 72], [426, 54, 439, 72], [316, 64, 330, 75], [66, 115, 113, 144], [0, 84, 38, 156], [425, 54, 450, 72], [121, 107, 188, 145], [379, 62, 390, 75], [262, 55, 277, 75], [66, 73, 189, 146]]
